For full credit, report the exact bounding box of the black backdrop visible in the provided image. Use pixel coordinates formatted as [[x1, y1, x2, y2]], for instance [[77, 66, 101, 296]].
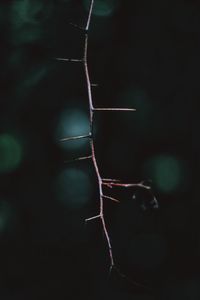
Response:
[[1, 0, 200, 299]]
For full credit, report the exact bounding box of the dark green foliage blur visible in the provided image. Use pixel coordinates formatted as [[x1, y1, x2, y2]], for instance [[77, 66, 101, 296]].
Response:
[[1, 0, 200, 299]]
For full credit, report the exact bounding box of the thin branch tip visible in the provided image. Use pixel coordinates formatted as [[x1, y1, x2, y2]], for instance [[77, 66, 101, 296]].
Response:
[[85, 0, 94, 31]]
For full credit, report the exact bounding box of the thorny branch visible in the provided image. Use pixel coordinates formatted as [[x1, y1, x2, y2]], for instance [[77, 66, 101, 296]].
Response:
[[56, 0, 158, 289]]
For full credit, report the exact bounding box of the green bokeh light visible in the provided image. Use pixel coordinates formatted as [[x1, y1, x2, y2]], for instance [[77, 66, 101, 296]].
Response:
[[23, 66, 47, 89], [11, 1, 41, 44], [56, 168, 92, 209], [11, 0, 47, 26], [0, 134, 23, 173], [14, 27, 41, 44], [84, 0, 120, 17], [117, 88, 155, 134], [144, 155, 185, 193], [11, 0, 52, 44]]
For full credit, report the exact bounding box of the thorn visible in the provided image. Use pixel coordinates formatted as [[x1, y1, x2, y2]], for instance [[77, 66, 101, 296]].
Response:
[[93, 108, 136, 112], [55, 57, 83, 63], [102, 182, 113, 188], [102, 178, 121, 182], [64, 155, 92, 163], [91, 83, 98, 87], [59, 134, 91, 142], [102, 195, 120, 203], [85, 214, 101, 222]]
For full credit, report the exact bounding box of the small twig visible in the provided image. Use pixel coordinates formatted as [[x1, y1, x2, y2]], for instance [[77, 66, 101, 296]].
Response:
[[102, 179, 151, 190], [57, 0, 156, 290]]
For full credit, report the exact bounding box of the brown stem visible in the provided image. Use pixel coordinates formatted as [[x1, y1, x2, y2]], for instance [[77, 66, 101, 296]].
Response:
[[83, 0, 115, 270], [58, 0, 155, 289]]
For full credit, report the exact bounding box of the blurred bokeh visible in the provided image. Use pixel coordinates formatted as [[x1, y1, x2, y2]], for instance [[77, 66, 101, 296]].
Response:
[[1, 0, 200, 299]]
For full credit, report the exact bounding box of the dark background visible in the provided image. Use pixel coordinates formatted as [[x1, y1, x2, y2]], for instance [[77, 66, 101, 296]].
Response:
[[1, 0, 200, 299]]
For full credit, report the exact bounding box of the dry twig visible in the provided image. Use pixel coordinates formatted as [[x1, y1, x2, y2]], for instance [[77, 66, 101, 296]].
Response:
[[57, 0, 158, 289]]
